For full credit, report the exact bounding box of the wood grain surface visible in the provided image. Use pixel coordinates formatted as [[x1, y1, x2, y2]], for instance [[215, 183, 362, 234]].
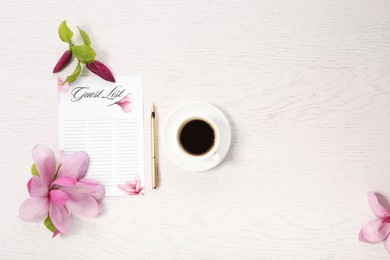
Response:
[[1, 0, 390, 259]]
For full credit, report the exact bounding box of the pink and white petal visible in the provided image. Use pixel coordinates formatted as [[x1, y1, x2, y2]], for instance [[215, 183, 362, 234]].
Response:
[[117, 184, 140, 195], [32, 145, 57, 186], [116, 184, 128, 190], [383, 235, 390, 254], [59, 179, 100, 194], [368, 192, 390, 218], [79, 179, 105, 201], [27, 178, 32, 193], [57, 76, 66, 89], [49, 204, 69, 234], [125, 191, 140, 195], [57, 151, 89, 180], [51, 176, 77, 187], [117, 94, 132, 104], [89, 184, 105, 201], [52, 230, 60, 238], [135, 181, 141, 193], [58, 85, 69, 94], [19, 197, 49, 222], [359, 219, 390, 243], [79, 178, 100, 186], [57, 76, 64, 85], [28, 176, 48, 197], [119, 102, 132, 113], [65, 193, 99, 218], [117, 184, 136, 194], [50, 190, 69, 206]]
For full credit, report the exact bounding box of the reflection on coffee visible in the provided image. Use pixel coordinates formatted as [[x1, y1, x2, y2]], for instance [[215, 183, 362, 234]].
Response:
[[179, 119, 215, 156]]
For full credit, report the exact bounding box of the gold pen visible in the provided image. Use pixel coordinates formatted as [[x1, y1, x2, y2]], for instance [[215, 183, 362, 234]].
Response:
[[151, 104, 158, 189]]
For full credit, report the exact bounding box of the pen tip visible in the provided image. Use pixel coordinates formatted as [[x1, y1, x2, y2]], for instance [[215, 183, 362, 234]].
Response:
[[151, 103, 155, 112]]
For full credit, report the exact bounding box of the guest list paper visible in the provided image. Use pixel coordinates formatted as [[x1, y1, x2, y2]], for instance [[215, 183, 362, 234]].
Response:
[[59, 76, 144, 196]]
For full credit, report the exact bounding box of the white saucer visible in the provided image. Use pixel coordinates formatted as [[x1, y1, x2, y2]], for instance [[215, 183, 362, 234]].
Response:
[[163, 101, 231, 172]]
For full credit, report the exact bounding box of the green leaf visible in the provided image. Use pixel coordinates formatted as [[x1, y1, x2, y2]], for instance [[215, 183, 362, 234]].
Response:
[[31, 163, 39, 176], [65, 62, 81, 83], [58, 20, 73, 43], [71, 45, 96, 63], [54, 164, 61, 180], [44, 215, 56, 233], [77, 26, 91, 46]]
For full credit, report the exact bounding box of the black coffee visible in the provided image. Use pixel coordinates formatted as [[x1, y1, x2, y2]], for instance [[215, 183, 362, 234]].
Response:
[[179, 119, 215, 156]]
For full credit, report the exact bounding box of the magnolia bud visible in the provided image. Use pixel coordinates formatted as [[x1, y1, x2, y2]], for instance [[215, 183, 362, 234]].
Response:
[[86, 60, 115, 83], [52, 50, 72, 73]]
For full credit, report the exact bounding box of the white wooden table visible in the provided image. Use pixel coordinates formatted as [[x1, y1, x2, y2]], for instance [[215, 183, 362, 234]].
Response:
[[1, 0, 390, 259]]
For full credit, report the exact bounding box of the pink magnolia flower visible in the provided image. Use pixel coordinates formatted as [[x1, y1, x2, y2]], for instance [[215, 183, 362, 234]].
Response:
[[117, 178, 143, 195], [57, 76, 69, 94], [359, 192, 390, 253], [108, 94, 133, 113], [19, 145, 105, 237]]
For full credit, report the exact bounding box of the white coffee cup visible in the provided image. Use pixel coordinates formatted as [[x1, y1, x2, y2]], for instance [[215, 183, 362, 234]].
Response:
[[176, 116, 221, 162]]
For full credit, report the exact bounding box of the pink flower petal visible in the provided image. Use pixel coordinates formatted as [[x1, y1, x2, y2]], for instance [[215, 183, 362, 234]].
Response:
[[27, 178, 32, 193], [359, 219, 390, 243], [28, 176, 48, 197], [19, 197, 49, 222], [59, 179, 103, 197], [65, 193, 99, 218], [89, 184, 105, 201], [52, 230, 60, 238], [120, 190, 138, 195], [57, 76, 64, 84], [78, 179, 105, 201], [72, 180, 101, 193], [116, 94, 133, 113], [57, 151, 89, 180], [49, 204, 69, 234], [57, 77, 69, 94], [49, 190, 69, 206], [32, 145, 57, 186], [383, 235, 390, 254], [117, 180, 143, 195], [119, 102, 132, 113], [117, 94, 132, 105], [117, 183, 131, 190], [51, 176, 77, 187], [368, 192, 390, 219]]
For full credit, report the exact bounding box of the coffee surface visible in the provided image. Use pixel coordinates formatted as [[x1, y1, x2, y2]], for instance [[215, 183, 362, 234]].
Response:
[[179, 119, 215, 155]]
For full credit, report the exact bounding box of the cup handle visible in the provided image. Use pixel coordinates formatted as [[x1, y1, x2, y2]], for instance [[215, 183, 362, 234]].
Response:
[[212, 152, 221, 162]]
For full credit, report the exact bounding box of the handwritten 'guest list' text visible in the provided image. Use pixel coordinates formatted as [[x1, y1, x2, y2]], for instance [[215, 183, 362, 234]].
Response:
[[71, 86, 126, 102]]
